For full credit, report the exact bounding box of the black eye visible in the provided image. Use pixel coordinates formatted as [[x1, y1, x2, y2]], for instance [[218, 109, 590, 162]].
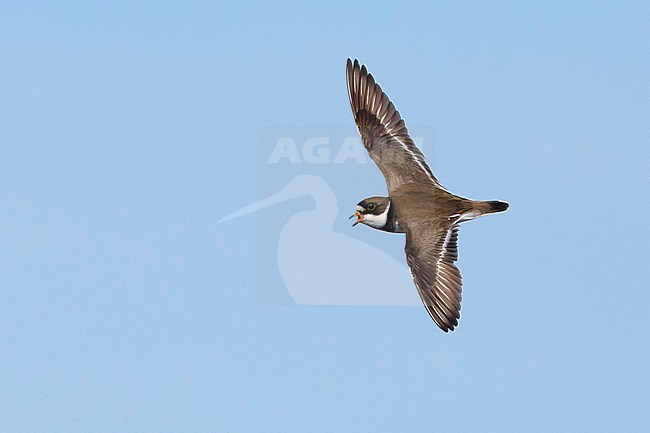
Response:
[[367, 203, 376, 211]]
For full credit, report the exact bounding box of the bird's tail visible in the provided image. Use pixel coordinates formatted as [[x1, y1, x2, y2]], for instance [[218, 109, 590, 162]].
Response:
[[473, 200, 509, 216]]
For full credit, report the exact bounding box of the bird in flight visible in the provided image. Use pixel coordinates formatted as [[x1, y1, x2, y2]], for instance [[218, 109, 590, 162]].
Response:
[[346, 59, 509, 332]]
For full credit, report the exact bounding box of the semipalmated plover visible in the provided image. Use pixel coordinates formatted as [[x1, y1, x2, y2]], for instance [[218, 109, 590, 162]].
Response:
[[347, 59, 509, 332]]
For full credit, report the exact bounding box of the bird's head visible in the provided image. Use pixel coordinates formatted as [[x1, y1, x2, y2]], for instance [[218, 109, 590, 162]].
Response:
[[350, 196, 391, 229]]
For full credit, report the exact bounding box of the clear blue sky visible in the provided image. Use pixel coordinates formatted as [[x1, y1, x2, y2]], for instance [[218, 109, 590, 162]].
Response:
[[1, 2, 649, 432]]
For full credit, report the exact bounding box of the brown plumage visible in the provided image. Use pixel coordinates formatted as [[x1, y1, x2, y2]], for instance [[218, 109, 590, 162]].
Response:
[[346, 59, 508, 332]]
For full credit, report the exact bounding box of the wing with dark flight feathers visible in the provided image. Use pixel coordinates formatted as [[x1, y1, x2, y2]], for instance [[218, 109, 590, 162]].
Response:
[[405, 223, 463, 332], [346, 58, 445, 194]]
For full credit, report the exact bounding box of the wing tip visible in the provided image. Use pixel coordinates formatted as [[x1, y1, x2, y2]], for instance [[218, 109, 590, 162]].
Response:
[[436, 318, 457, 333], [346, 58, 370, 82], [425, 304, 459, 333], [346, 58, 360, 73]]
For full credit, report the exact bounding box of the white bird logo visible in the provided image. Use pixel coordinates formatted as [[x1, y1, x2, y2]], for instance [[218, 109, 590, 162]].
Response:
[[219, 175, 419, 305]]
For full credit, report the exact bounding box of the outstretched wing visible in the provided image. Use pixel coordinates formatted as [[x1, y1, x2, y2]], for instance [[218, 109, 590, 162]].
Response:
[[346, 58, 444, 194], [405, 223, 463, 332]]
